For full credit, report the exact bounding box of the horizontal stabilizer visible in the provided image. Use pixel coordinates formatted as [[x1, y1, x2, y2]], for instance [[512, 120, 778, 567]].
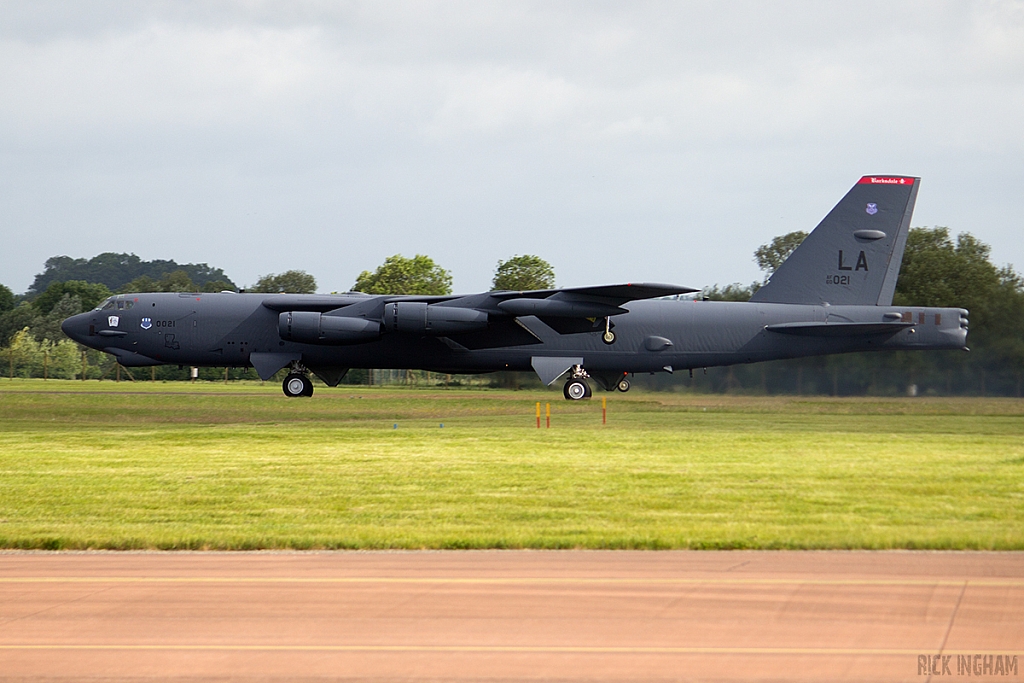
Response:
[[765, 321, 913, 337]]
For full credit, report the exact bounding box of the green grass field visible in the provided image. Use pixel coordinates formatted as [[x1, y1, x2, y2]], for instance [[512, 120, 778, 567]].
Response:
[[1, 379, 1022, 550]]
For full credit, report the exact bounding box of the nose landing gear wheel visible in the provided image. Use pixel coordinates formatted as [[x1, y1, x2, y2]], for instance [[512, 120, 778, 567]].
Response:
[[616, 378, 631, 392], [563, 378, 591, 400], [283, 373, 314, 397]]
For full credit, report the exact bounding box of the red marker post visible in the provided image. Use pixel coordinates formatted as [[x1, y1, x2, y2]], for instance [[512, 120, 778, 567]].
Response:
[[602, 396, 607, 424], [546, 402, 550, 429], [536, 402, 541, 429]]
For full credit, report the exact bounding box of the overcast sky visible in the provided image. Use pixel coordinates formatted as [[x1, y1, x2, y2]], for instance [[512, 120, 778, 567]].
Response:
[[2, 1, 1022, 294]]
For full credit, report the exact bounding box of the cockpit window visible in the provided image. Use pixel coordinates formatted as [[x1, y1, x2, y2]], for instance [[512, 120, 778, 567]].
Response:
[[97, 297, 134, 310]]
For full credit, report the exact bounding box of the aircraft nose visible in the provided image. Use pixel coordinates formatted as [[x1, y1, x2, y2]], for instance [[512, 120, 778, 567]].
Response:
[[61, 313, 87, 343]]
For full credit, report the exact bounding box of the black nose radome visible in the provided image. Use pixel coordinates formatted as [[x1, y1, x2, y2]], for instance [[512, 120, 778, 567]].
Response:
[[61, 314, 87, 343]]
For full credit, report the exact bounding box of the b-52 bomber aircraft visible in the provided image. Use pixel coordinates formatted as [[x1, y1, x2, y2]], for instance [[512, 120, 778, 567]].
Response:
[[62, 176, 968, 399]]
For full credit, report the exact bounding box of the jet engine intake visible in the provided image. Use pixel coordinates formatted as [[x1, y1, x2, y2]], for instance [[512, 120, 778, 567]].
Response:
[[279, 311, 381, 345], [383, 302, 488, 335]]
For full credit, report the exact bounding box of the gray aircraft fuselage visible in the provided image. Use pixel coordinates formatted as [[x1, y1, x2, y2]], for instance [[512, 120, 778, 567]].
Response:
[[61, 292, 967, 386], [60, 175, 969, 397]]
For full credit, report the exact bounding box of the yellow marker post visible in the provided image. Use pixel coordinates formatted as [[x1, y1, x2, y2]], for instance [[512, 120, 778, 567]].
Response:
[[535, 402, 541, 429], [545, 402, 551, 429], [602, 396, 607, 424]]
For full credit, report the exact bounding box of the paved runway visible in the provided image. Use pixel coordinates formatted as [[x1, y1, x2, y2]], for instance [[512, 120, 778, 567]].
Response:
[[1, 551, 1021, 682]]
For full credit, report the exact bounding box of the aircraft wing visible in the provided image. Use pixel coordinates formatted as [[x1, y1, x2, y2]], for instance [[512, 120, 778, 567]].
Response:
[[258, 282, 697, 343], [490, 282, 697, 319], [260, 283, 696, 318], [491, 282, 697, 304], [260, 292, 463, 313], [260, 294, 374, 312], [483, 282, 697, 335]]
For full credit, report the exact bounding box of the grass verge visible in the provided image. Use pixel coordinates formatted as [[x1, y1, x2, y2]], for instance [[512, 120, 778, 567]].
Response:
[[1, 379, 1022, 549]]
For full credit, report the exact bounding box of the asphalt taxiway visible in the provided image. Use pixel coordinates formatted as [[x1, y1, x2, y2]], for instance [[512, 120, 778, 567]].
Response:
[[1, 551, 1021, 681]]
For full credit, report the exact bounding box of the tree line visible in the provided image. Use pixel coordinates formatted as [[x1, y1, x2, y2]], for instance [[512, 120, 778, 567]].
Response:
[[698, 227, 1024, 396], [2, 235, 1023, 395]]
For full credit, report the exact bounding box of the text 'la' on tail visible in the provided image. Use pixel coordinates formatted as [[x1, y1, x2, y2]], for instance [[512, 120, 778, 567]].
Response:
[[750, 176, 919, 306]]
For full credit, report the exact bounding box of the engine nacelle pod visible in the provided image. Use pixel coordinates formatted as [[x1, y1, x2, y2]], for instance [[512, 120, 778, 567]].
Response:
[[383, 302, 488, 335], [279, 311, 381, 345]]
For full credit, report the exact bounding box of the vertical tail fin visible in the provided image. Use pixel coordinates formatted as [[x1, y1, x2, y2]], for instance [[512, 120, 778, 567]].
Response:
[[750, 176, 919, 306]]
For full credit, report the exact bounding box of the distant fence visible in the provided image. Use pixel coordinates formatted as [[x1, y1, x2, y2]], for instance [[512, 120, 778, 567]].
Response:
[[3, 330, 1018, 396]]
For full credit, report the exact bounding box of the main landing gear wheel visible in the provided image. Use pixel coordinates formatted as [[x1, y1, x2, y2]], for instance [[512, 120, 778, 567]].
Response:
[[602, 317, 616, 345], [616, 377, 631, 392], [283, 373, 313, 398], [563, 378, 591, 401]]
